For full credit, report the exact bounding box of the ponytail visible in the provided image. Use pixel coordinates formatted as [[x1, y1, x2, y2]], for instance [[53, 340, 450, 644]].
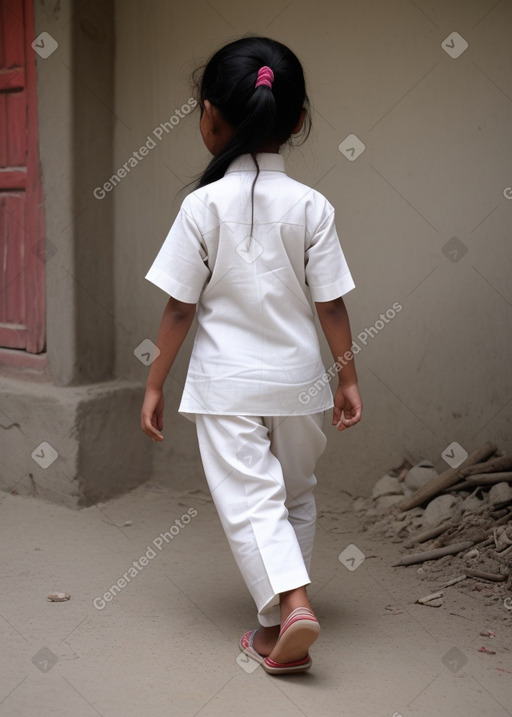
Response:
[[194, 37, 310, 189]]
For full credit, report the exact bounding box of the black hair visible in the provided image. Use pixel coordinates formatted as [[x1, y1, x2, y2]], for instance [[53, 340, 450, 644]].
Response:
[[193, 36, 311, 189]]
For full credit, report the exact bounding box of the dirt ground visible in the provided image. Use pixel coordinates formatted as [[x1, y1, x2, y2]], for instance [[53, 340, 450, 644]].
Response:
[[1, 480, 511, 717]]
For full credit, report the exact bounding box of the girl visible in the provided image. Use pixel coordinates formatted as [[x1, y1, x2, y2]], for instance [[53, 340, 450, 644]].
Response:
[[141, 36, 362, 675]]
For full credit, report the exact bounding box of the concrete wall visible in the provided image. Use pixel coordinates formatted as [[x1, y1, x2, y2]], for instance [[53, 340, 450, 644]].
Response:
[[36, 0, 115, 385], [112, 0, 512, 496]]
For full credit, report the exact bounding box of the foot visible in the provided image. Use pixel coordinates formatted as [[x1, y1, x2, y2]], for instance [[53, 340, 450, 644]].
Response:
[[252, 625, 280, 657], [267, 607, 320, 665]]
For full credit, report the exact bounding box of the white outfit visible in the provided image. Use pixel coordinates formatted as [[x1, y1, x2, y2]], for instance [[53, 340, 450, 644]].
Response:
[[146, 153, 355, 625], [195, 412, 327, 627], [146, 153, 355, 419]]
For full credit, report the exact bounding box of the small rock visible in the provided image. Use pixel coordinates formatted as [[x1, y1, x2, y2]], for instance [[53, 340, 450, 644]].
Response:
[[375, 494, 404, 511], [372, 474, 402, 499], [47, 592, 71, 602], [479, 630, 495, 638], [489, 482, 512, 506], [404, 461, 438, 491], [423, 494, 462, 527], [123, 520, 133, 527]]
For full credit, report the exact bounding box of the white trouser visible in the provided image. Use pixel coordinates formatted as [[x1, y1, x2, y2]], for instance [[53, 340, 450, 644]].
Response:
[[195, 412, 327, 627]]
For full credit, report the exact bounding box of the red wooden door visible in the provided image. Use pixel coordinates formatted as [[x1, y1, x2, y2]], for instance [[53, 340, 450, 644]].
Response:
[[0, 0, 45, 354]]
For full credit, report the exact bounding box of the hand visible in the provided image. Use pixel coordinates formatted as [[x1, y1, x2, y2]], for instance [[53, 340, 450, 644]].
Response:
[[141, 387, 165, 442], [332, 383, 362, 431]]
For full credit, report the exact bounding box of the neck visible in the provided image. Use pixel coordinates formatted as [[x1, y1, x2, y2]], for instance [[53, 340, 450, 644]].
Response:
[[256, 141, 281, 153]]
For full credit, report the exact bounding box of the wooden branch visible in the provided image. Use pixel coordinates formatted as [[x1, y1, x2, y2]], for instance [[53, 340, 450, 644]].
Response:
[[391, 541, 474, 567], [439, 574, 467, 588], [466, 472, 512, 486], [460, 454, 512, 477], [464, 568, 507, 582], [446, 472, 512, 492], [404, 522, 453, 548], [398, 442, 496, 512], [397, 466, 409, 483]]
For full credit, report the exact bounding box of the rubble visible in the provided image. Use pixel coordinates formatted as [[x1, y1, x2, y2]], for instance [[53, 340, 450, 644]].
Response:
[[372, 474, 402, 498], [403, 460, 438, 492], [354, 446, 512, 618], [423, 494, 462, 527], [489, 482, 512, 506]]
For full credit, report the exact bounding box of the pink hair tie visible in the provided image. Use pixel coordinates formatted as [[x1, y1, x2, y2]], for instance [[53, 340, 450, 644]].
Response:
[[255, 66, 274, 89]]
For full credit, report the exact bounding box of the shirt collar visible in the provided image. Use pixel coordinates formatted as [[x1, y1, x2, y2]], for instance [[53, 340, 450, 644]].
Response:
[[225, 153, 285, 174]]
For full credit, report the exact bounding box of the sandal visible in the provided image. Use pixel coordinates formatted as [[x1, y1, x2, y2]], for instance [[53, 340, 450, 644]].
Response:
[[263, 653, 313, 674], [239, 629, 265, 665], [262, 607, 320, 674]]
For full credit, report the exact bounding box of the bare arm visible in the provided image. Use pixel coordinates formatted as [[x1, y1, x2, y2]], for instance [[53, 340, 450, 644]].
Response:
[[315, 297, 362, 431], [141, 297, 196, 441]]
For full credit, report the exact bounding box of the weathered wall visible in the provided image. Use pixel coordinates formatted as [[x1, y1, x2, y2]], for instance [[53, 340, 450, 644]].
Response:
[[36, 0, 115, 385], [0, 0, 152, 508], [0, 378, 150, 507], [111, 0, 512, 495]]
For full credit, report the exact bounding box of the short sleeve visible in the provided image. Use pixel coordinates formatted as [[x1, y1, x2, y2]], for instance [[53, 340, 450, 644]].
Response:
[[305, 207, 355, 302], [145, 198, 210, 303]]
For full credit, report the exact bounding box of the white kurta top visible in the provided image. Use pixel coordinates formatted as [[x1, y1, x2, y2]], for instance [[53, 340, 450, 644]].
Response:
[[145, 153, 355, 418]]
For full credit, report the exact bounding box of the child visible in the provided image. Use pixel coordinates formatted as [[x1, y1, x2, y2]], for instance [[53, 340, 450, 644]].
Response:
[[141, 36, 362, 675]]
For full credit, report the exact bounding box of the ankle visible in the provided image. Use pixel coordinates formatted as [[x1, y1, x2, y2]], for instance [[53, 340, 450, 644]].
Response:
[[259, 625, 280, 639], [279, 587, 313, 623]]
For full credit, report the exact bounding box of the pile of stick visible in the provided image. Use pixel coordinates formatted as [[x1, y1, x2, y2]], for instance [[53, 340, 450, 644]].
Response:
[[398, 442, 512, 512], [390, 442, 512, 574]]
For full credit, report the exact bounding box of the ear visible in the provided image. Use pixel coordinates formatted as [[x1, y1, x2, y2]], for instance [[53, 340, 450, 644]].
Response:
[[202, 99, 214, 122], [202, 99, 229, 134], [291, 108, 307, 135]]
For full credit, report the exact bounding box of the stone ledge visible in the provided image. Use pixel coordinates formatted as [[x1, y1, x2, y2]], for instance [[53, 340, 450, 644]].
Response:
[[0, 377, 151, 508]]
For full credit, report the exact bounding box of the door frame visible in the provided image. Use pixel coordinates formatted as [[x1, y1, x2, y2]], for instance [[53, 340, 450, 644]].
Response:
[[0, 0, 46, 368]]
